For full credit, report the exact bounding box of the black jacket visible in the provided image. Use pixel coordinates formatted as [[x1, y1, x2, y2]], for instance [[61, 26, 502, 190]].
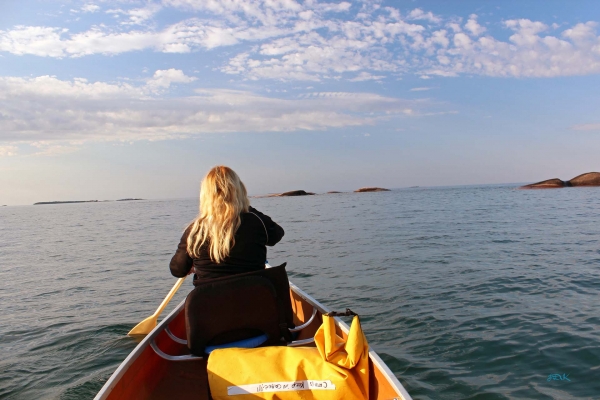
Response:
[[169, 206, 284, 283]]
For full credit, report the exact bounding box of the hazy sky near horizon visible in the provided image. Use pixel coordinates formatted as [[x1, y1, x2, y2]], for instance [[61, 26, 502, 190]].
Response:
[[1, 0, 600, 205]]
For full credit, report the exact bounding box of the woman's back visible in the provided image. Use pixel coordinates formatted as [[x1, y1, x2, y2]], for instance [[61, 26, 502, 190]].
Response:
[[170, 206, 284, 281], [169, 166, 284, 283]]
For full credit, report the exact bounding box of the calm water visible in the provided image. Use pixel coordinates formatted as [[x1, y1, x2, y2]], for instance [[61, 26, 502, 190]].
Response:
[[1, 186, 600, 399]]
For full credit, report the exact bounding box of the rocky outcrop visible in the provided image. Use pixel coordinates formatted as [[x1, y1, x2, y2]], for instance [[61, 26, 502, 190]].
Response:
[[354, 187, 390, 192], [569, 172, 600, 186], [273, 190, 315, 196], [327, 191, 343, 194], [520, 172, 600, 189], [520, 178, 567, 189]]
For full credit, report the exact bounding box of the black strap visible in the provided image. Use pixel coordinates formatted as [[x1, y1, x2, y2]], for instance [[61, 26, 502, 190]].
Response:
[[325, 308, 357, 317]]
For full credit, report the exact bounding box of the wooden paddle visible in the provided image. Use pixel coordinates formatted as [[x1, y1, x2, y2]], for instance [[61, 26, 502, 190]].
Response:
[[128, 276, 187, 336]]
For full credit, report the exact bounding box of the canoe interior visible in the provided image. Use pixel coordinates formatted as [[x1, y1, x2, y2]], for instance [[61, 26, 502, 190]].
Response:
[[97, 285, 410, 400]]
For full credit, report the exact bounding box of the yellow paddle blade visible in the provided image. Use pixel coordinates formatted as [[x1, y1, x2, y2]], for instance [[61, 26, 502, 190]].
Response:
[[128, 315, 159, 336], [128, 276, 187, 336]]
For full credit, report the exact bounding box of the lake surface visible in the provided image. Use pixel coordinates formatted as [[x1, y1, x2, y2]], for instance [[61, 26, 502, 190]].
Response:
[[1, 185, 599, 399]]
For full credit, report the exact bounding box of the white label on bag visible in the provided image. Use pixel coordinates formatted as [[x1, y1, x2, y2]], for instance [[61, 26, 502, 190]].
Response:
[[227, 380, 336, 395]]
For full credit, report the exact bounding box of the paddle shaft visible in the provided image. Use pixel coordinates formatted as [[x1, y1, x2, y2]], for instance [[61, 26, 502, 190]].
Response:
[[152, 277, 186, 318]]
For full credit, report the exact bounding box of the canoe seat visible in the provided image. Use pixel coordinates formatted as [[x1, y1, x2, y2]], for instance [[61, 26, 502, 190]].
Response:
[[186, 263, 295, 356], [151, 263, 318, 361]]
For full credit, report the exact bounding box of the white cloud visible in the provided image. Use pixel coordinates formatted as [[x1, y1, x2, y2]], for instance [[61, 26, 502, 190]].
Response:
[[0, 145, 18, 156], [572, 123, 600, 131], [0, 74, 434, 145], [464, 14, 486, 36], [81, 4, 100, 13], [423, 20, 600, 78], [222, 30, 399, 81], [30, 142, 80, 156], [314, 1, 352, 13], [107, 3, 162, 26], [0, 26, 69, 57], [0, 16, 303, 57], [215, 7, 600, 80], [146, 68, 196, 90], [349, 71, 385, 81], [219, 12, 429, 81], [563, 21, 598, 43], [408, 8, 441, 24], [162, 0, 303, 25], [410, 87, 433, 91], [0, 25, 152, 57]]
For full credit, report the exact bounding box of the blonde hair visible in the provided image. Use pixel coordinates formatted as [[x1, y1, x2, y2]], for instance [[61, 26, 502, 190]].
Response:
[[187, 166, 250, 263]]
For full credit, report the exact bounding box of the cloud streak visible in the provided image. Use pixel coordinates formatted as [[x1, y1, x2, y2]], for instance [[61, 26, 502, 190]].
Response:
[[0, 73, 432, 147]]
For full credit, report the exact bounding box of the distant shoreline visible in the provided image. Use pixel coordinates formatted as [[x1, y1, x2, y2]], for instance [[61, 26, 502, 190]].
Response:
[[33, 199, 143, 205], [11, 181, 600, 206], [34, 200, 100, 205]]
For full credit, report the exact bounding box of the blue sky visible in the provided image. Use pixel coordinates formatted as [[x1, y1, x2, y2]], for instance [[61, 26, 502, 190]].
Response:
[[1, 0, 599, 205]]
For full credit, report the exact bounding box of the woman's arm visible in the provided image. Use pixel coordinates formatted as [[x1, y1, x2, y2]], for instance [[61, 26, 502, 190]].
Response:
[[169, 227, 193, 277], [249, 206, 285, 246]]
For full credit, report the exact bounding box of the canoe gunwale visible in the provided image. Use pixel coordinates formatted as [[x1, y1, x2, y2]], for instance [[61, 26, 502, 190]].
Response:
[[93, 298, 186, 400], [95, 281, 413, 400]]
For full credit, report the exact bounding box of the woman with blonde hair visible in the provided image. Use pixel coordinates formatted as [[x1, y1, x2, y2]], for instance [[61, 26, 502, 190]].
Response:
[[169, 166, 284, 282]]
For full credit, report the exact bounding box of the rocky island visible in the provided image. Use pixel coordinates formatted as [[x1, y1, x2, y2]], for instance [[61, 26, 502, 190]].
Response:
[[354, 187, 390, 192], [34, 200, 99, 205], [116, 198, 144, 201], [520, 172, 600, 189], [271, 190, 315, 197]]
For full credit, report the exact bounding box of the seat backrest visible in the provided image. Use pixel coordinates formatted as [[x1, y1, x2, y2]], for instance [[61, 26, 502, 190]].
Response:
[[185, 263, 294, 356]]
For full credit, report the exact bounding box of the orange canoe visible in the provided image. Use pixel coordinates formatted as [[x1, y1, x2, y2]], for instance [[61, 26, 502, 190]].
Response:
[[95, 282, 412, 400]]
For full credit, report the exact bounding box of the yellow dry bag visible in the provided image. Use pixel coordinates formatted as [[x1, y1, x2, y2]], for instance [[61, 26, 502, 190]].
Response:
[[207, 314, 370, 400]]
